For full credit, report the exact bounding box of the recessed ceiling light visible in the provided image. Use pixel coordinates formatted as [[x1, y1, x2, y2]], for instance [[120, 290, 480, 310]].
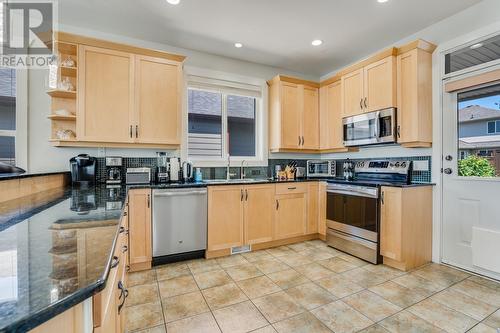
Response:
[[377, 0, 389, 3], [234, 42, 243, 48], [470, 43, 483, 49], [311, 39, 323, 46], [166, 0, 180, 4]]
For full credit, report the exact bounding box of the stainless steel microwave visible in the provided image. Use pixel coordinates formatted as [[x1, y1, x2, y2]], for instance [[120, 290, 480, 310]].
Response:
[[343, 108, 397, 147], [307, 160, 336, 178]]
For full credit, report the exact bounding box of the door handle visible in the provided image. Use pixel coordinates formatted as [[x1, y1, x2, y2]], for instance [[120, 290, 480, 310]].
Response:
[[381, 191, 384, 204], [443, 168, 453, 175], [276, 199, 279, 210], [364, 97, 368, 109], [360, 98, 363, 109], [135, 125, 139, 138], [445, 155, 453, 161], [147, 194, 150, 208], [301, 136, 304, 146], [111, 256, 119, 269], [129, 125, 133, 138], [245, 189, 248, 201], [298, 136, 301, 146], [397, 125, 401, 138], [241, 189, 244, 201]]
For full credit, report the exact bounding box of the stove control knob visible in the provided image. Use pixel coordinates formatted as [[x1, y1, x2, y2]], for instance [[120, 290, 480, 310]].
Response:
[[395, 162, 400, 167], [401, 162, 407, 168]]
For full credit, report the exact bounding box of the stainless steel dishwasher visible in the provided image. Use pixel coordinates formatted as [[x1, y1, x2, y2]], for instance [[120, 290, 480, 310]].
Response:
[[152, 188, 207, 264]]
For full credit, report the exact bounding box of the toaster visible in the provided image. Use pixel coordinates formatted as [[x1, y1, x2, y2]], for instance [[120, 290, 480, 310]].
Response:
[[126, 167, 151, 184]]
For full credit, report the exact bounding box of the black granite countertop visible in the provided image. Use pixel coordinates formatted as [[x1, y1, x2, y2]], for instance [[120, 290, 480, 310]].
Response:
[[0, 185, 125, 332]]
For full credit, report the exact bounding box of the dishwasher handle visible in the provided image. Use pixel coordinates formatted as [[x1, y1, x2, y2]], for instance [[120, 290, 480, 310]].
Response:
[[154, 190, 207, 197]]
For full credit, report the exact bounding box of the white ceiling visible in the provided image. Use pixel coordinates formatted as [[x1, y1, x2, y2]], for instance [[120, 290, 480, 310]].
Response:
[[59, 0, 482, 76]]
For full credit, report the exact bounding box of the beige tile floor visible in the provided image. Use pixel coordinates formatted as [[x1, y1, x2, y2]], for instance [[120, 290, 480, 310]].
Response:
[[124, 240, 500, 333]]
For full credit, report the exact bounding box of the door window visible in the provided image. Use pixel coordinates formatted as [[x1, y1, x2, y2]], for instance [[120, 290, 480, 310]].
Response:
[[457, 83, 500, 177]]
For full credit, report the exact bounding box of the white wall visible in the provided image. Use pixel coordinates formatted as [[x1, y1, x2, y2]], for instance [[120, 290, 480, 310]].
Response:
[[27, 24, 318, 173]]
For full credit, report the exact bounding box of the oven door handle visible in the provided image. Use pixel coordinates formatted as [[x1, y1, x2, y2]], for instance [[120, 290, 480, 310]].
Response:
[[327, 189, 378, 199]]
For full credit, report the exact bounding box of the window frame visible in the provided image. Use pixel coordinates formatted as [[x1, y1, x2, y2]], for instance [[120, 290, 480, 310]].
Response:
[[488, 121, 496, 134], [183, 69, 268, 168]]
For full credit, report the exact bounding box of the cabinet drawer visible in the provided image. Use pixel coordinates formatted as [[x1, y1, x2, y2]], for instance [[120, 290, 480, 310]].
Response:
[[275, 183, 308, 195]]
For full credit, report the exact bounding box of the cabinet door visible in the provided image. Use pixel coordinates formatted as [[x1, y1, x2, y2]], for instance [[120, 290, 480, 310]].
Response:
[[244, 184, 275, 245], [302, 86, 319, 149], [363, 56, 396, 112], [134, 55, 182, 145], [380, 187, 403, 261], [318, 182, 327, 237], [307, 183, 319, 234], [128, 189, 152, 271], [78, 45, 134, 143], [327, 81, 344, 149], [208, 186, 244, 251], [341, 69, 364, 117], [275, 193, 307, 240], [280, 82, 301, 148]]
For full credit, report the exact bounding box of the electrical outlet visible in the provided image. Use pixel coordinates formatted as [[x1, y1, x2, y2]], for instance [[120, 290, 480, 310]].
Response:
[[413, 160, 429, 171], [97, 147, 106, 157]]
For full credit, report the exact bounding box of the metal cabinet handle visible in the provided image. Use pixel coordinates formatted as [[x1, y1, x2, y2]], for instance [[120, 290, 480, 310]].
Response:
[[360, 98, 363, 109], [119, 226, 125, 234], [245, 189, 248, 201], [301, 136, 304, 146], [364, 97, 368, 109], [288, 187, 297, 190], [241, 189, 244, 201], [118, 281, 128, 314], [298, 136, 301, 146], [135, 125, 139, 138], [111, 256, 119, 269], [397, 125, 401, 138], [381, 191, 385, 205], [122, 245, 128, 253], [276, 199, 279, 210], [129, 125, 133, 138], [147, 194, 150, 208]]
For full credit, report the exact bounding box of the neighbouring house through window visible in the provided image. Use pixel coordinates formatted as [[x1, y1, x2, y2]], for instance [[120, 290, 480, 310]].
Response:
[[187, 77, 263, 165]]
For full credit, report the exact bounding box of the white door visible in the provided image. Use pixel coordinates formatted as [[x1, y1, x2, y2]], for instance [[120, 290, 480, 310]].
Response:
[[442, 68, 500, 280]]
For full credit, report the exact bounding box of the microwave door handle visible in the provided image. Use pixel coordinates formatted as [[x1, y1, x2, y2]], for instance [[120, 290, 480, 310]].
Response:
[[375, 111, 381, 140]]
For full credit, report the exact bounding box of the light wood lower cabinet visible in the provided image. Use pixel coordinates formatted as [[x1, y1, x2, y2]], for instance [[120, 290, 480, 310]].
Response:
[[318, 182, 327, 239], [244, 185, 276, 245], [208, 184, 275, 251], [208, 185, 245, 251], [29, 303, 84, 333], [128, 189, 152, 272], [380, 186, 433, 271], [306, 182, 319, 234], [275, 183, 308, 240]]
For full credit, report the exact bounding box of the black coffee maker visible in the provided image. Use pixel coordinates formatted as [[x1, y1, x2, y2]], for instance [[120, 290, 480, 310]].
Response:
[[70, 154, 97, 187]]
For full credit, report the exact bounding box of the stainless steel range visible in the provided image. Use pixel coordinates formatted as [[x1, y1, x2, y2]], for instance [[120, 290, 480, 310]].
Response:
[[326, 159, 412, 264]]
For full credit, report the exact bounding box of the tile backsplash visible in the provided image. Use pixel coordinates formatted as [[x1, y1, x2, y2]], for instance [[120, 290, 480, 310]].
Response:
[[97, 156, 431, 184]]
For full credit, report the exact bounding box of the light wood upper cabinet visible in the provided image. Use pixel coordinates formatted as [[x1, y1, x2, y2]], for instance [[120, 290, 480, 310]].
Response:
[[397, 48, 433, 147], [380, 186, 433, 271], [341, 69, 364, 117], [280, 82, 302, 149], [134, 55, 182, 145], [244, 184, 275, 245], [319, 80, 347, 151], [275, 192, 307, 240], [341, 56, 396, 117], [302, 86, 320, 149], [364, 56, 396, 112], [128, 189, 152, 272], [268, 76, 319, 151], [78, 46, 134, 143], [208, 186, 244, 251]]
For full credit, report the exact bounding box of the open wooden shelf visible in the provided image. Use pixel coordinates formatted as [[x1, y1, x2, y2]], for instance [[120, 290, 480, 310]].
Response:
[[47, 90, 76, 99], [47, 114, 76, 121], [47, 41, 78, 56]]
